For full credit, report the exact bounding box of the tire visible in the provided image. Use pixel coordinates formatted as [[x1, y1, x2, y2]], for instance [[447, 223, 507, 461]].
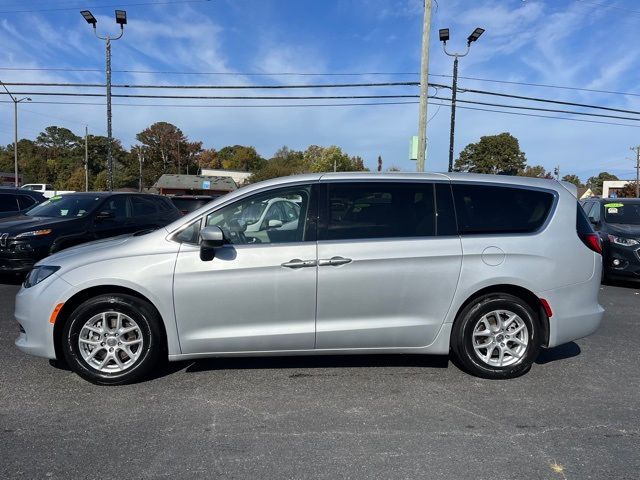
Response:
[[61, 294, 163, 385], [451, 293, 540, 379]]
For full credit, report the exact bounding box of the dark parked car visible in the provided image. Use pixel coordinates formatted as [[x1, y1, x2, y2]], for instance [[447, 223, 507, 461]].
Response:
[[0, 188, 46, 219], [170, 195, 219, 215], [0, 192, 181, 273], [581, 198, 640, 280]]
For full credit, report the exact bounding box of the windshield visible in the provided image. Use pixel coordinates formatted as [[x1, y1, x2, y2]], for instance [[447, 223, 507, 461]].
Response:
[[603, 202, 640, 225], [26, 195, 102, 218]]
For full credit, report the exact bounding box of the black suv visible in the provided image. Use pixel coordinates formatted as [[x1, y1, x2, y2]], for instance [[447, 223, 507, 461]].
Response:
[[582, 198, 640, 280], [0, 192, 181, 273], [0, 188, 46, 219]]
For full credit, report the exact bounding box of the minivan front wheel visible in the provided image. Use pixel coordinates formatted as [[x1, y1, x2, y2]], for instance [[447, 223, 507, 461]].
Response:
[[451, 294, 540, 379], [61, 294, 163, 385]]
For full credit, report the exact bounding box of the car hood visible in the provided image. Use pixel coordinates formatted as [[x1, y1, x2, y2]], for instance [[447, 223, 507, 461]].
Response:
[[36, 227, 178, 272], [608, 224, 640, 237], [0, 215, 80, 234]]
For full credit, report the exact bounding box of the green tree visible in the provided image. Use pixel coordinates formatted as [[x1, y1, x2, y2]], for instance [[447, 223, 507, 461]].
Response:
[[454, 132, 526, 175], [586, 172, 619, 195], [520, 165, 552, 178], [250, 146, 306, 183], [136, 122, 189, 181], [561, 174, 583, 187], [304, 145, 367, 173], [217, 145, 266, 172]]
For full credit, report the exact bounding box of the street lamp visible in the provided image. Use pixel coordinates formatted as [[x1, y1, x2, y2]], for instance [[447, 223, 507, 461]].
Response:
[[439, 27, 485, 172], [1, 80, 31, 187], [80, 9, 127, 191]]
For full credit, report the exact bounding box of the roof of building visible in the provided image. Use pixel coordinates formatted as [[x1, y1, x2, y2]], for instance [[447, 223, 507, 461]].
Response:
[[153, 174, 237, 191]]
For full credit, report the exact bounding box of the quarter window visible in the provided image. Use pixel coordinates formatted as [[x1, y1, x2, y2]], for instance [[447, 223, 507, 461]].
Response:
[[452, 184, 555, 234], [322, 182, 437, 241]]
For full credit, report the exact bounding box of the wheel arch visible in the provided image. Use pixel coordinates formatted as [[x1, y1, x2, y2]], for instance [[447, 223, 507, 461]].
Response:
[[53, 285, 168, 361], [451, 284, 550, 348]]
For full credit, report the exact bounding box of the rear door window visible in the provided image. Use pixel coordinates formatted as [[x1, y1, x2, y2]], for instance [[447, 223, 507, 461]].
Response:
[[131, 196, 158, 217], [321, 182, 436, 240], [452, 183, 555, 234], [0, 195, 18, 213]]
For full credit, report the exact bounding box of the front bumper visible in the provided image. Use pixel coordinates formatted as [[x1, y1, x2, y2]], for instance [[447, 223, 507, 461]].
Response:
[[14, 273, 73, 360], [603, 242, 640, 278], [0, 241, 49, 273]]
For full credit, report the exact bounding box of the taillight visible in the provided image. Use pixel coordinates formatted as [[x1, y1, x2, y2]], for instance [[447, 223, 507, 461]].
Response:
[[579, 233, 602, 254]]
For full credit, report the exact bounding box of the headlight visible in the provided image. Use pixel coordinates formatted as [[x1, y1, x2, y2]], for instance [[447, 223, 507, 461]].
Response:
[[607, 235, 639, 247], [23, 266, 60, 288], [15, 229, 52, 238]]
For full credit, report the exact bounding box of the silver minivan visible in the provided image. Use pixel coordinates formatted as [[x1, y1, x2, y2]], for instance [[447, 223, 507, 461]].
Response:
[[14, 173, 604, 384]]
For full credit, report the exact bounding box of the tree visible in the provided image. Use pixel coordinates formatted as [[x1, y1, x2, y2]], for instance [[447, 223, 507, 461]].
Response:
[[217, 145, 266, 172], [561, 174, 583, 187], [197, 148, 221, 171], [249, 146, 306, 183], [520, 165, 552, 179], [136, 122, 189, 180], [617, 181, 639, 198], [304, 145, 367, 173], [586, 172, 619, 195], [454, 132, 526, 175]]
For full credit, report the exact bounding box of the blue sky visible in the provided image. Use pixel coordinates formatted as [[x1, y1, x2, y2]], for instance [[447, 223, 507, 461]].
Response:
[[1, 0, 640, 182]]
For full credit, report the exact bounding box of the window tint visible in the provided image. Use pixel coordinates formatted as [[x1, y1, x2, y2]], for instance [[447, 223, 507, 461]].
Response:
[[101, 196, 129, 219], [576, 203, 594, 234], [18, 195, 37, 210], [26, 195, 100, 218], [587, 202, 601, 222], [131, 196, 157, 216], [204, 186, 312, 245], [452, 184, 555, 234], [603, 201, 640, 225], [323, 182, 436, 241], [0, 194, 18, 213]]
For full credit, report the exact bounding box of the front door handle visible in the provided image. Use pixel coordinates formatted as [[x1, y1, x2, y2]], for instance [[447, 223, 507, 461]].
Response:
[[318, 256, 352, 267], [281, 259, 317, 269]]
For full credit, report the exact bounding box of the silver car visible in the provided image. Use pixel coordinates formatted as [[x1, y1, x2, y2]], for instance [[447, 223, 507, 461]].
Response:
[[14, 173, 604, 384]]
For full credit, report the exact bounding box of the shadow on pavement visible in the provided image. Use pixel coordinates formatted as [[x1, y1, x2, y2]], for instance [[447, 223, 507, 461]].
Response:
[[0, 273, 25, 286], [155, 354, 450, 379], [535, 341, 580, 364], [602, 277, 640, 290]]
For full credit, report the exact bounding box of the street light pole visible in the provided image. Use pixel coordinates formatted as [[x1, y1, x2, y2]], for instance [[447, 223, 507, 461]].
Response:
[[80, 10, 127, 192], [439, 27, 485, 172], [1, 81, 31, 187]]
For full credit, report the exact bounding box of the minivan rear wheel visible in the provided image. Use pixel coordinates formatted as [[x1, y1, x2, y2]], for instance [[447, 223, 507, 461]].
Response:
[[61, 294, 163, 385], [451, 293, 540, 379]]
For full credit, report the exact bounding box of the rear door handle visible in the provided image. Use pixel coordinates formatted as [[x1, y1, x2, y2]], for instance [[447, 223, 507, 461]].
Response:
[[318, 256, 352, 267], [281, 259, 317, 269]]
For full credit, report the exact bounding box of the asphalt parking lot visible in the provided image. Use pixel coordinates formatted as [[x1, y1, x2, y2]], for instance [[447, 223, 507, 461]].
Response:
[[0, 280, 638, 480]]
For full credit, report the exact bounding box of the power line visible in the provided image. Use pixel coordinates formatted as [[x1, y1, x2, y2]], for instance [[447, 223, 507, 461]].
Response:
[[459, 86, 640, 116], [429, 101, 640, 129], [0, 0, 211, 14], [0, 81, 422, 89], [0, 92, 421, 100]]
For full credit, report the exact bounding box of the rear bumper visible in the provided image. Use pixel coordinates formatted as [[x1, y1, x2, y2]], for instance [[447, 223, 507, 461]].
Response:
[[541, 275, 604, 348]]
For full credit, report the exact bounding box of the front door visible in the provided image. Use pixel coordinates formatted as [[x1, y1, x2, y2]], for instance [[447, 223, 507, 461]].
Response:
[[173, 184, 318, 354], [315, 181, 462, 350]]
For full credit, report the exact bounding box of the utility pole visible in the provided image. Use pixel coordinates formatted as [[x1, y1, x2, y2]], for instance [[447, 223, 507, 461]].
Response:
[[80, 9, 127, 192], [416, 0, 432, 172], [1, 80, 31, 187], [439, 27, 485, 172], [84, 126, 89, 191], [554, 165, 560, 180], [631, 146, 640, 198], [138, 148, 144, 193]]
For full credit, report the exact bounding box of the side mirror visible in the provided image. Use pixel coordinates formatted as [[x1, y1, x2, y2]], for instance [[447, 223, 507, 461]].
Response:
[[200, 226, 225, 261], [96, 211, 115, 221], [267, 219, 283, 229], [589, 217, 599, 226]]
